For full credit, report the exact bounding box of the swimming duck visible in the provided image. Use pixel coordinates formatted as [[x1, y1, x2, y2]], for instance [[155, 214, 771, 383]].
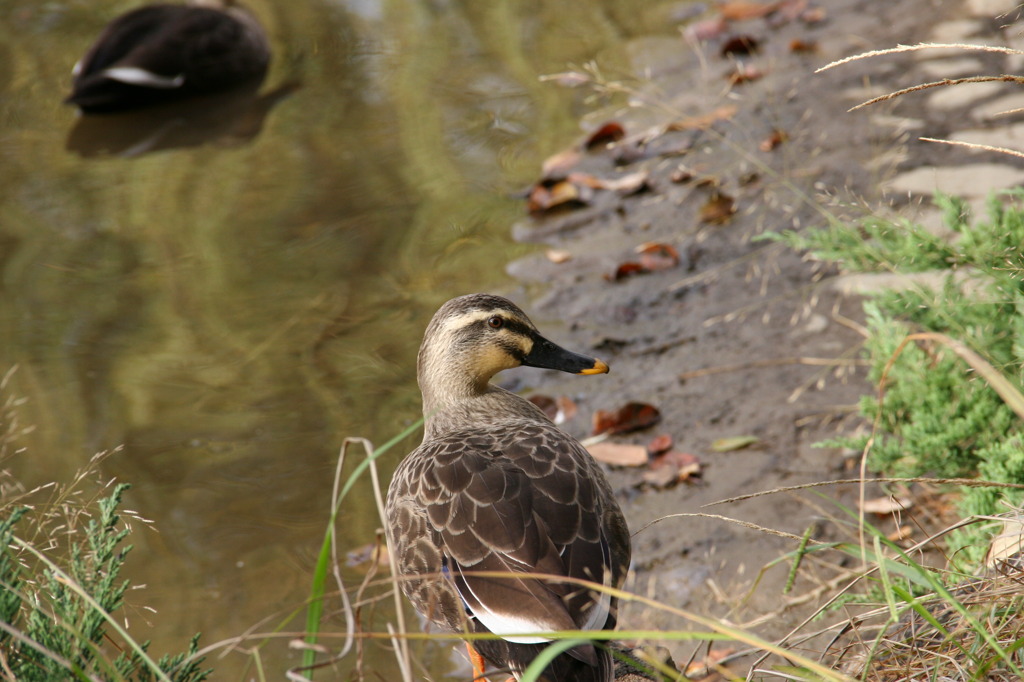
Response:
[[385, 294, 631, 682], [67, 1, 270, 113]]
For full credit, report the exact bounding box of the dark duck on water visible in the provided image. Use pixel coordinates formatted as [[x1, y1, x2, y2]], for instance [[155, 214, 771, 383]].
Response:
[[67, 1, 270, 113]]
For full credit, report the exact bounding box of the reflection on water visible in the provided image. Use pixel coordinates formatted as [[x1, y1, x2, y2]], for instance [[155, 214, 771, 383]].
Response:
[[66, 82, 300, 157], [0, 0, 681, 677]]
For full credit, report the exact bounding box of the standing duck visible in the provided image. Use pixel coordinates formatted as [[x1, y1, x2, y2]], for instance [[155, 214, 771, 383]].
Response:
[[385, 294, 631, 682], [67, 1, 270, 113]]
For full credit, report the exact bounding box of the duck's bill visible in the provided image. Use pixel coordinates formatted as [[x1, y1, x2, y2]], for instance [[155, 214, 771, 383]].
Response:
[[523, 336, 610, 375]]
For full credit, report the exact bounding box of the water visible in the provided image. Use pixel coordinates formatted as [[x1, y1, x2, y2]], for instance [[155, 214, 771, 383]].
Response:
[[0, 0, 685, 677]]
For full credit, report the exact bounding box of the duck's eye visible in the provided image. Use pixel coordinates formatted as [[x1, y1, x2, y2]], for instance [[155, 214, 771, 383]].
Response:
[[487, 316, 504, 329]]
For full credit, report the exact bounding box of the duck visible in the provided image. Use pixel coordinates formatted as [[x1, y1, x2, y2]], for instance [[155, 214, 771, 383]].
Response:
[[385, 294, 631, 682], [67, 1, 270, 113]]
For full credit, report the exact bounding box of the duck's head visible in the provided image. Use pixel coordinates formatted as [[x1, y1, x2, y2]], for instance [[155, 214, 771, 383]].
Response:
[[417, 294, 608, 406]]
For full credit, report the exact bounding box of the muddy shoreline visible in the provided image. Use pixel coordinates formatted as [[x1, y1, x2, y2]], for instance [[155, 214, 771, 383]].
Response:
[[497, 0, 1022, 671]]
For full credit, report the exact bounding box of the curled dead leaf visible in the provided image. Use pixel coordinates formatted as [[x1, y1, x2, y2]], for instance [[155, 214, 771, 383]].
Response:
[[636, 242, 681, 271], [789, 38, 818, 53], [699, 191, 737, 224], [607, 262, 647, 282], [584, 122, 626, 150], [644, 450, 702, 488], [720, 35, 759, 57], [727, 63, 765, 85], [759, 129, 788, 151], [647, 434, 674, 456], [528, 179, 592, 214], [541, 148, 582, 179], [528, 394, 558, 421], [587, 442, 649, 467], [592, 402, 662, 435]]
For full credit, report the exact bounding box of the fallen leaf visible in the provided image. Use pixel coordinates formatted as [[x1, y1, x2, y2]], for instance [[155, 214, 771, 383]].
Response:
[[860, 496, 914, 515], [789, 38, 818, 53], [636, 242, 681, 271], [587, 442, 649, 467], [887, 526, 913, 542], [594, 170, 650, 194], [584, 122, 626, 150], [644, 450, 702, 488], [670, 166, 695, 183], [607, 261, 645, 281], [720, 35, 759, 57], [541, 148, 582, 178], [699, 192, 737, 224], [666, 105, 737, 131], [759, 129, 788, 151], [555, 395, 578, 423], [727, 63, 765, 85], [718, 0, 779, 20], [711, 435, 758, 451], [545, 249, 572, 264], [527, 180, 591, 214], [592, 402, 662, 435], [528, 394, 558, 421], [647, 433, 674, 456]]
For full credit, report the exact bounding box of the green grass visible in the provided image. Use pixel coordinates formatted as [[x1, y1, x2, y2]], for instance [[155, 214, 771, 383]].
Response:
[[769, 190, 1024, 566]]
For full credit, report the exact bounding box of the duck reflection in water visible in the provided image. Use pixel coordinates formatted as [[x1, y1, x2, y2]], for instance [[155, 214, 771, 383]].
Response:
[[65, 0, 293, 157]]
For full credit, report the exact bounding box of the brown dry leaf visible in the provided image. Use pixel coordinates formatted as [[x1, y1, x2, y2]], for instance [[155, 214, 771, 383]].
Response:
[[759, 129, 788, 151], [545, 249, 572, 264], [607, 261, 646, 282], [789, 38, 818, 53], [860, 496, 914, 515], [720, 34, 759, 57], [636, 242, 681, 271], [801, 5, 826, 23], [595, 170, 650, 194], [670, 166, 696, 183], [727, 63, 765, 85], [587, 442, 649, 467], [647, 433, 674, 456], [699, 192, 737, 224], [527, 180, 590, 214], [541, 148, 582, 178], [711, 435, 758, 451], [718, 0, 779, 20], [592, 402, 662, 435], [528, 394, 558, 421], [555, 395, 578, 423], [568, 172, 606, 189], [584, 122, 626, 150], [644, 450, 702, 488], [666, 105, 737, 131], [887, 526, 914, 542]]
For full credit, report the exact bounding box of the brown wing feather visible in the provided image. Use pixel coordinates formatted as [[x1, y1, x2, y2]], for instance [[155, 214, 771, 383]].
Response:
[[385, 420, 629, 642]]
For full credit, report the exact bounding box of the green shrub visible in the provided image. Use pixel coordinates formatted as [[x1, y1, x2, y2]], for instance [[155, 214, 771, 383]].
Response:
[[771, 191, 1024, 565]]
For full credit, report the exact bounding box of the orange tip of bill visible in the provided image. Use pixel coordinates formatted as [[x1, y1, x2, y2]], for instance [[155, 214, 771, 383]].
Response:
[[580, 359, 610, 375]]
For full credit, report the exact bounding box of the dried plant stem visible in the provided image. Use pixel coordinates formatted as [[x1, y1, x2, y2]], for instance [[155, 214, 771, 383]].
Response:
[[850, 75, 1024, 112]]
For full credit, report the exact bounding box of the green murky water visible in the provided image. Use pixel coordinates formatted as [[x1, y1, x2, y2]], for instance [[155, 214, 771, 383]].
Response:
[[0, 0, 687, 677]]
